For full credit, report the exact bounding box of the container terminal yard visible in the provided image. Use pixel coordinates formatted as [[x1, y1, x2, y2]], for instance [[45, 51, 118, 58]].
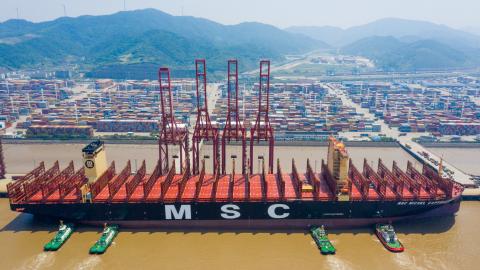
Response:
[[342, 78, 480, 136], [1, 73, 479, 140], [2, 3, 480, 268], [1, 80, 376, 139], [0, 77, 476, 270], [0, 59, 478, 268], [1, 59, 467, 231], [1, 63, 480, 189], [211, 82, 381, 139], [328, 85, 478, 188]]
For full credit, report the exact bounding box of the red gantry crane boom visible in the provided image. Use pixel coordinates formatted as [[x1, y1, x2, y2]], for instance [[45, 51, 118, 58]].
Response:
[[192, 59, 219, 175], [0, 136, 5, 179], [158, 67, 189, 175], [250, 60, 274, 174], [222, 60, 247, 175]]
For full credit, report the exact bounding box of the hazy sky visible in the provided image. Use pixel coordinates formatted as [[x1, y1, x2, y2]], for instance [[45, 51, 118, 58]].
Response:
[[1, 0, 479, 29]]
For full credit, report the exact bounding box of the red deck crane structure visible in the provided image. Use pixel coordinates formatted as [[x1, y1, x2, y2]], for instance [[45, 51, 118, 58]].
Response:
[[250, 60, 274, 174], [192, 59, 219, 175], [0, 136, 5, 179], [158, 67, 189, 175], [221, 60, 247, 175]]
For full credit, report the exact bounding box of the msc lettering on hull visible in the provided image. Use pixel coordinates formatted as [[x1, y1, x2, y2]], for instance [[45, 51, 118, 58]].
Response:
[[165, 205, 192, 220], [163, 204, 290, 220]]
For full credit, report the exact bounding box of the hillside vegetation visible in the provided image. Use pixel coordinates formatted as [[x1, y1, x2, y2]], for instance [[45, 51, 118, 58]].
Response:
[[0, 9, 325, 78]]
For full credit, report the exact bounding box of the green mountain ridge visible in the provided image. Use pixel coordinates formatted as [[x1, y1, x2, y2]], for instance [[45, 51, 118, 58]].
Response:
[[286, 18, 480, 48], [0, 9, 325, 77], [2, 12, 479, 75], [87, 30, 280, 78], [341, 36, 478, 71], [287, 18, 480, 71]]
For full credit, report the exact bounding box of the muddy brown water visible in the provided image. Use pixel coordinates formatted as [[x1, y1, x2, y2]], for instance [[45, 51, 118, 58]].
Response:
[[1, 143, 479, 270], [1, 200, 478, 270]]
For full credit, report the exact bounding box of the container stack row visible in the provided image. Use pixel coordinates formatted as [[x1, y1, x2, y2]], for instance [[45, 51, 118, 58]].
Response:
[[342, 77, 480, 136]]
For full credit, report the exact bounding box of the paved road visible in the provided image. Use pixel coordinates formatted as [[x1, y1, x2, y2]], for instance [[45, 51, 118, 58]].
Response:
[[325, 83, 476, 186]]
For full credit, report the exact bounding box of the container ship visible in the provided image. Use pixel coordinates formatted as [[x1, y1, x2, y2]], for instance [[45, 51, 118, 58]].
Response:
[[6, 59, 464, 230], [6, 138, 464, 229]]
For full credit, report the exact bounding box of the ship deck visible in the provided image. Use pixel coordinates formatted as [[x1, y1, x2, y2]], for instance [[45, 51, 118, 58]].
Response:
[[7, 158, 463, 205]]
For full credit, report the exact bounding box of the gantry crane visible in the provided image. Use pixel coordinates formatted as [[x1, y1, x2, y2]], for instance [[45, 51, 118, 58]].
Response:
[[221, 60, 247, 175], [192, 59, 219, 175], [250, 60, 274, 174], [158, 67, 189, 175]]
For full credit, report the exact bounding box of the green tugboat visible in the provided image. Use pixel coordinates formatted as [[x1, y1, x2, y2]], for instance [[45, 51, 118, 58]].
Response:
[[44, 221, 74, 251], [310, 225, 336, 255], [89, 224, 119, 254], [375, 224, 404, 252]]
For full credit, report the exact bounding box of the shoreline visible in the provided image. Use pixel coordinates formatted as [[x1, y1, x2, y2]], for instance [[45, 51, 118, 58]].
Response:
[[1, 138, 398, 147], [2, 138, 159, 145], [417, 142, 480, 148], [4, 138, 480, 148]]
